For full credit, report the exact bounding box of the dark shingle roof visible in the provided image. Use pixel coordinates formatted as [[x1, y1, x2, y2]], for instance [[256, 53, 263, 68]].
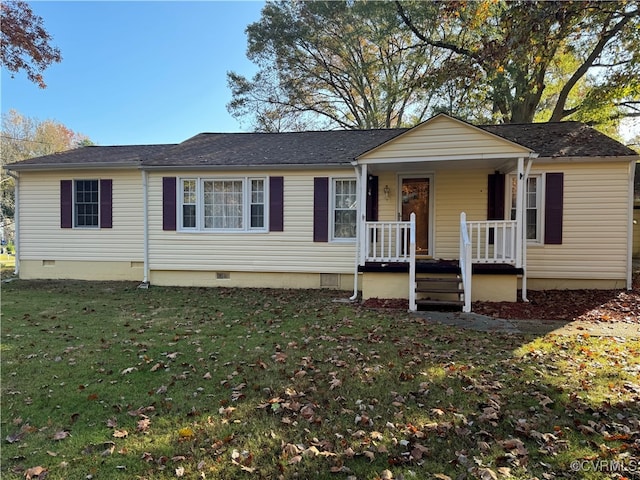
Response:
[[7, 144, 174, 170], [480, 122, 638, 157], [5, 119, 637, 171], [142, 130, 407, 168]]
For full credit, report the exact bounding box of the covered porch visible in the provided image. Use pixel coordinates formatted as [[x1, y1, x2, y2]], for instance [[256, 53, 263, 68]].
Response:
[[351, 115, 538, 312]]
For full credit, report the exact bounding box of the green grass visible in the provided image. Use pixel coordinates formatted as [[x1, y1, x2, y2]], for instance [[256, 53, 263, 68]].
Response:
[[1, 280, 639, 479]]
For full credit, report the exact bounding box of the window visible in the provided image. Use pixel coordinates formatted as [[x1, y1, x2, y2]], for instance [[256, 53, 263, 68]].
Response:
[[332, 179, 357, 240], [178, 177, 267, 232], [75, 180, 99, 227], [182, 179, 197, 228], [250, 179, 265, 228], [508, 175, 541, 242]]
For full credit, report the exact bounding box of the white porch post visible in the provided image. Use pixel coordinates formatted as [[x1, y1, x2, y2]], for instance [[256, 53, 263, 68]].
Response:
[[409, 212, 417, 312], [358, 163, 368, 267], [515, 157, 524, 270]]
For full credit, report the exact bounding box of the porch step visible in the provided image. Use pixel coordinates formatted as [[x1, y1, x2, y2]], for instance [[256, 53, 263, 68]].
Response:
[[416, 299, 464, 308], [416, 277, 463, 293], [414, 274, 464, 311]]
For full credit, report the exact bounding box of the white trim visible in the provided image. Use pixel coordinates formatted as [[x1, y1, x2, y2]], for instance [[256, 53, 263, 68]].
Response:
[[142, 171, 149, 283], [397, 173, 434, 257], [358, 152, 535, 165], [627, 160, 636, 290], [176, 176, 269, 233], [9, 171, 19, 275], [507, 172, 542, 245]]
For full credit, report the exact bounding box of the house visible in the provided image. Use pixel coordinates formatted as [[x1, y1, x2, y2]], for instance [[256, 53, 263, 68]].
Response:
[[5, 114, 638, 312]]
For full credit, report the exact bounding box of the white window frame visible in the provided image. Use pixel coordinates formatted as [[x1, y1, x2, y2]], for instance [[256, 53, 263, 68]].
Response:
[[331, 177, 357, 242], [508, 173, 543, 244], [177, 176, 269, 233], [74, 179, 100, 229]]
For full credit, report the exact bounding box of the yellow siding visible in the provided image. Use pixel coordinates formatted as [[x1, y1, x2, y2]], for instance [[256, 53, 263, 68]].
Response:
[[18, 169, 144, 263], [433, 169, 488, 259], [151, 270, 355, 290], [526, 161, 629, 281], [147, 169, 357, 275], [360, 115, 530, 161], [20, 259, 143, 281]]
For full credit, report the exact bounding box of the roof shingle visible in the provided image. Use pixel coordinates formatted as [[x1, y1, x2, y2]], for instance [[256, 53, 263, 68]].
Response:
[[5, 119, 637, 171]]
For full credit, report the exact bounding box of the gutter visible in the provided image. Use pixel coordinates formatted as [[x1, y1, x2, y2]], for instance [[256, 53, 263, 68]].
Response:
[[5, 162, 142, 172], [520, 157, 534, 303], [627, 159, 637, 290], [350, 162, 362, 301], [142, 170, 150, 284]]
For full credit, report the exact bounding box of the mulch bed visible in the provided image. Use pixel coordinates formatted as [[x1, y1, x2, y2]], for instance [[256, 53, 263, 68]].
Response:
[[363, 273, 640, 323]]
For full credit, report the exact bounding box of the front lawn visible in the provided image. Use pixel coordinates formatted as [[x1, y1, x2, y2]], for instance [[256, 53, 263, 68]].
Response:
[[1, 280, 639, 479]]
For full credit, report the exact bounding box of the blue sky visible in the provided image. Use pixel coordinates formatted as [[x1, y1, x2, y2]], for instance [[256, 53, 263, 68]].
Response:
[[1, 1, 265, 145]]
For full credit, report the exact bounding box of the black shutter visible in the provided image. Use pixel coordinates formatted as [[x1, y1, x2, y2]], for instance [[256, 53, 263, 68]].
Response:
[[487, 173, 505, 220], [99, 179, 112, 228], [544, 172, 564, 245], [366, 175, 378, 222], [487, 173, 505, 244], [60, 180, 73, 228], [313, 177, 329, 242], [162, 177, 177, 231], [269, 176, 284, 232]]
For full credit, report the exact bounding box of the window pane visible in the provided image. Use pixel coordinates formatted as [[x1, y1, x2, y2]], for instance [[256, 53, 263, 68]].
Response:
[[334, 210, 356, 238], [183, 205, 196, 228], [526, 209, 537, 240], [251, 204, 264, 228], [204, 180, 243, 230]]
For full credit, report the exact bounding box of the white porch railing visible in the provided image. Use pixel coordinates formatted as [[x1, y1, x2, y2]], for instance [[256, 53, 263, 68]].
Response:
[[364, 221, 412, 262], [466, 220, 517, 265], [459, 213, 472, 313], [362, 215, 517, 313]]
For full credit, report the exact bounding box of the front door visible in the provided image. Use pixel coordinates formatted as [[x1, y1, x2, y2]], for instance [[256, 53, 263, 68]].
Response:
[[401, 177, 430, 255]]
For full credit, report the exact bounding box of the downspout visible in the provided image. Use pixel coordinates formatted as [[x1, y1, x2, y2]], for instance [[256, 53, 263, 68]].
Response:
[[627, 159, 636, 290], [142, 170, 149, 284], [350, 162, 363, 301], [520, 157, 534, 302], [7, 171, 19, 276]]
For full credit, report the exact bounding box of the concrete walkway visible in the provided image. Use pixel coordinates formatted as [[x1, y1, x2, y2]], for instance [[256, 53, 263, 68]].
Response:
[[415, 310, 640, 338]]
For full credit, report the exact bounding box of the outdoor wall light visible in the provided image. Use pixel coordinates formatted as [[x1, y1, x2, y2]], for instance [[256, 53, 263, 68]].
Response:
[[383, 185, 390, 201]]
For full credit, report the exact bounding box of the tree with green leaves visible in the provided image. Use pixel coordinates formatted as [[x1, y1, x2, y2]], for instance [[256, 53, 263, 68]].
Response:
[[227, 1, 444, 131], [1, 0, 62, 88], [396, 0, 640, 127], [229, 0, 639, 135]]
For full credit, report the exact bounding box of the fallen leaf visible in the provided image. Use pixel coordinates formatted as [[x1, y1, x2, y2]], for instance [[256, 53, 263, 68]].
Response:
[[53, 430, 70, 441], [113, 429, 128, 438], [380, 470, 393, 480], [24, 466, 47, 479]]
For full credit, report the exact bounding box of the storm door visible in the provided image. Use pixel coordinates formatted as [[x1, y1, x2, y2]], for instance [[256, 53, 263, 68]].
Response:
[[401, 177, 430, 255]]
